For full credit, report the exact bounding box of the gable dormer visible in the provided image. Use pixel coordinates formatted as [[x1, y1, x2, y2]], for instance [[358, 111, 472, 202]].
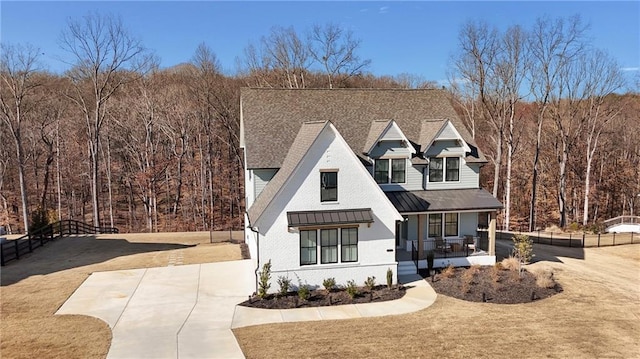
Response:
[[420, 119, 470, 157], [363, 120, 416, 159]]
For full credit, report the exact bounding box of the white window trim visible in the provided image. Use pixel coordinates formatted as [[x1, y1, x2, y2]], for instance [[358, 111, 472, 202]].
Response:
[[374, 158, 408, 185]]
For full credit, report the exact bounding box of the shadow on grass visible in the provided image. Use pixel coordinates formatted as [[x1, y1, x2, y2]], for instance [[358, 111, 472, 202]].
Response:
[[1, 235, 195, 286], [496, 238, 585, 264]]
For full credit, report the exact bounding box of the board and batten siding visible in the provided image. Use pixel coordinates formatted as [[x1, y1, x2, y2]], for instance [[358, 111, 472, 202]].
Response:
[[253, 169, 278, 199]]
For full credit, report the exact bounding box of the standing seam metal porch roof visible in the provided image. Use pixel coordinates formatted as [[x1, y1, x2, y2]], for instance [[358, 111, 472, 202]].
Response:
[[385, 189, 503, 213], [287, 208, 374, 227], [241, 88, 487, 169]]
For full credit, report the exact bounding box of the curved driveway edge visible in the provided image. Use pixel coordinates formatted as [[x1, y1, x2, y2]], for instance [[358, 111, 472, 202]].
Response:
[[231, 274, 437, 329], [57, 263, 436, 359]]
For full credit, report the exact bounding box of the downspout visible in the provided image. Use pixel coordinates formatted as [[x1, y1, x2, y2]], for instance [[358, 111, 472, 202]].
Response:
[[246, 211, 260, 295]]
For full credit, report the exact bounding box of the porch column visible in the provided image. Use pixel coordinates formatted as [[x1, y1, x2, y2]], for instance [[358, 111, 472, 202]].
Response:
[[489, 211, 496, 256], [418, 214, 426, 259]]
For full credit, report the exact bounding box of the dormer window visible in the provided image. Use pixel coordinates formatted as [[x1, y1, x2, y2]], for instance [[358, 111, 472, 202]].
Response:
[[374, 158, 406, 184], [320, 170, 338, 202], [429, 157, 460, 182]]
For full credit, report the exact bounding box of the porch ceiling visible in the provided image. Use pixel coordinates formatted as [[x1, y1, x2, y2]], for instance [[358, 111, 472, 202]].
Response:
[[385, 189, 503, 213]]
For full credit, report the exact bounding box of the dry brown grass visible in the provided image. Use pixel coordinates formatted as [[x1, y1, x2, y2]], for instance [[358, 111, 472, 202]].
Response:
[[234, 244, 640, 359], [440, 264, 456, 278], [534, 269, 556, 289], [1, 231, 243, 359], [501, 256, 520, 271]]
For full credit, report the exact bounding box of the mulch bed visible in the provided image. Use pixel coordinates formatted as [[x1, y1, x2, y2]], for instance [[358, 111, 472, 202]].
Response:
[[239, 285, 407, 309], [429, 266, 563, 304]]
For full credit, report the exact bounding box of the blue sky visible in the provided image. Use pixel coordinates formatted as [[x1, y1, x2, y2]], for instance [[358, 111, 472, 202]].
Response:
[[1, 1, 639, 84]]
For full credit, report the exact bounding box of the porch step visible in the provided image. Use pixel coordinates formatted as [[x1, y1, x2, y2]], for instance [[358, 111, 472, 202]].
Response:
[[398, 261, 417, 276]]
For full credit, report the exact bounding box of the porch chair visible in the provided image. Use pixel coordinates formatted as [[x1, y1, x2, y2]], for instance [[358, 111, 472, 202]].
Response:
[[434, 237, 446, 253], [464, 235, 476, 253]]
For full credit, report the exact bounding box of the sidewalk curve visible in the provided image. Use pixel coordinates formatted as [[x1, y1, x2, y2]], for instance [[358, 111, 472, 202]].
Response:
[[231, 274, 437, 329]]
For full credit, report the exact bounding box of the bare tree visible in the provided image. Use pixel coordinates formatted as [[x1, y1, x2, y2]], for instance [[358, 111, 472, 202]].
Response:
[[308, 23, 371, 88], [0, 43, 42, 233], [527, 15, 587, 230], [59, 13, 149, 227]]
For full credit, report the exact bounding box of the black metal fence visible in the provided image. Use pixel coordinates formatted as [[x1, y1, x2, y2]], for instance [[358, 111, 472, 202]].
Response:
[[493, 229, 637, 248], [1, 220, 119, 266]]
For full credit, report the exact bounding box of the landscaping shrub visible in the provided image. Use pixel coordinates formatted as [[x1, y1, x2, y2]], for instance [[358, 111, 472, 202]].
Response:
[[277, 276, 291, 296], [322, 277, 336, 293], [386, 268, 393, 289], [346, 280, 358, 299], [364, 276, 376, 291], [441, 264, 456, 278], [29, 207, 51, 234], [512, 234, 534, 276], [535, 269, 556, 289], [257, 260, 271, 299], [501, 256, 520, 271], [490, 265, 502, 284], [297, 284, 310, 300]]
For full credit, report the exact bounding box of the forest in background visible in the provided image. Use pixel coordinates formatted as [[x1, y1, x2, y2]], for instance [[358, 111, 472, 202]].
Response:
[[1, 13, 638, 234]]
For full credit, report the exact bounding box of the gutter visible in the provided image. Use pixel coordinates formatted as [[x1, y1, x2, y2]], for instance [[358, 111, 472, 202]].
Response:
[[245, 211, 260, 295]]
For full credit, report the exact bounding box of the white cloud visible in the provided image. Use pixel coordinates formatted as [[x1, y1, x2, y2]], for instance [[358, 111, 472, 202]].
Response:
[[379, 6, 389, 14], [622, 67, 639, 72]]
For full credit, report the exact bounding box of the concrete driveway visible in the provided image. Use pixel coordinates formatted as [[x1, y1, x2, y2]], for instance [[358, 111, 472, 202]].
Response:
[[57, 260, 254, 359]]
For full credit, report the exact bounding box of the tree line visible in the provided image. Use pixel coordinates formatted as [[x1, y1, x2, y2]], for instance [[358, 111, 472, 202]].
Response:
[[1, 13, 638, 234]]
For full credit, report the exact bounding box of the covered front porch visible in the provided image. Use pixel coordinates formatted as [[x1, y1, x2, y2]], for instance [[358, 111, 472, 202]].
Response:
[[385, 189, 501, 275]]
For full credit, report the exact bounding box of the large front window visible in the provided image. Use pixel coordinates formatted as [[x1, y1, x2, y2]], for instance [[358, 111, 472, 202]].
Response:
[[429, 157, 460, 182], [445, 213, 459, 236], [375, 159, 406, 184], [428, 214, 442, 237], [321, 171, 337, 202], [299, 227, 358, 265], [300, 230, 317, 265]]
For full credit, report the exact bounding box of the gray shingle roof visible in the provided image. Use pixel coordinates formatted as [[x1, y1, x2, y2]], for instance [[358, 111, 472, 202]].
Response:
[[362, 119, 392, 154], [247, 121, 329, 226], [385, 189, 503, 213], [241, 88, 486, 169], [418, 119, 447, 153], [287, 208, 374, 227]]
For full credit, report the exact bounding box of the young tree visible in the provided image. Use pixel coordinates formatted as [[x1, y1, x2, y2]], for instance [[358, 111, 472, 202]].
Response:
[[0, 43, 42, 233], [60, 12, 149, 228]]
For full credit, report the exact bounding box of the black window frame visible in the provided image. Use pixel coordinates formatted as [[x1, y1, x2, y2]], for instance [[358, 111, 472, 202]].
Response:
[[446, 157, 460, 182], [429, 158, 443, 182], [428, 213, 442, 237], [374, 159, 389, 184], [391, 159, 406, 183], [341, 227, 358, 262], [320, 171, 338, 202], [300, 230, 317, 265], [444, 213, 459, 237], [320, 228, 338, 264]]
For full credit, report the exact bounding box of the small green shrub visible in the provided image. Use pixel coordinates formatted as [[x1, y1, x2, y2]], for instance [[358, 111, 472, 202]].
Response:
[[322, 277, 336, 292], [567, 222, 581, 232], [386, 268, 393, 289], [297, 284, 310, 300], [512, 234, 534, 276], [29, 207, 51, 234], [346, 280, 358, 299], [364, 276, 376, 291], [257, 260, 271, 299], [277, 276, 291, 296]]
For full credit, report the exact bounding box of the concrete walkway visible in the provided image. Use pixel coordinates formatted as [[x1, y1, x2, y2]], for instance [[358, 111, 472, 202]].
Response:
[[57, 263, 436, 359]]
